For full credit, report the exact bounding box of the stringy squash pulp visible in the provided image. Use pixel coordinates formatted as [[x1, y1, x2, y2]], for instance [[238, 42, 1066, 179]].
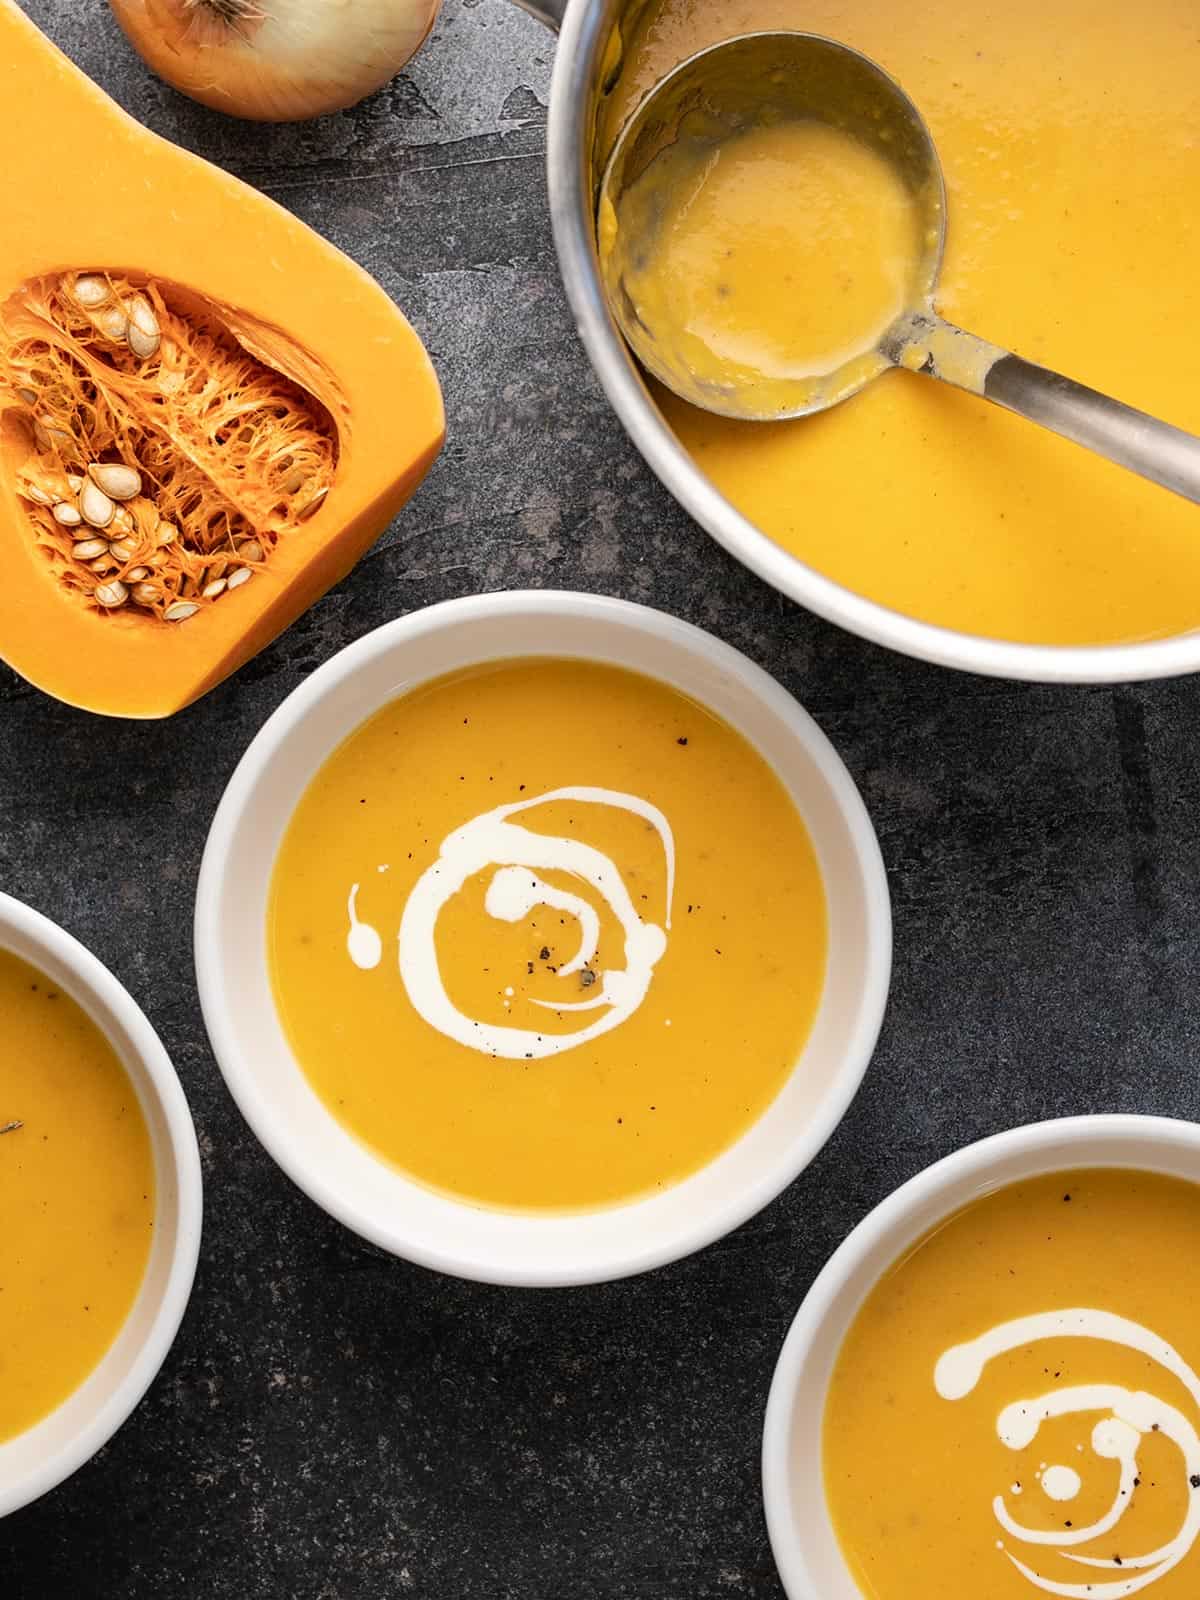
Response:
[[0, 1, 443, 717]]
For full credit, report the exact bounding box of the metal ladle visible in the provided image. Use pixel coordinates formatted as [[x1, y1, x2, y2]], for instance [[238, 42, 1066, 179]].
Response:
[[598, 31, 1200, 506]]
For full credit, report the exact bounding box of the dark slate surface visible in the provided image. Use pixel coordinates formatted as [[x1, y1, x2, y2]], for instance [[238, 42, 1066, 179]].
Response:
[[4, 3, 1199, 1596]]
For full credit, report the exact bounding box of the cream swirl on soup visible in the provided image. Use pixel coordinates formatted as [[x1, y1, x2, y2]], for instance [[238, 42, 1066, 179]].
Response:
[[825, 1172, 1200, 1600], [936, 1312, 1200, 1597], [346, 786, 675, 1060]]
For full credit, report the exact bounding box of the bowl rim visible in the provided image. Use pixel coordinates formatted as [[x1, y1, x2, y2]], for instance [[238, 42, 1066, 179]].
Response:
[[546, 1, 1200, 686], [0, 891, 202, 1520], [194, 588, 892, 1286], [760, 1111, 1200, 1599]]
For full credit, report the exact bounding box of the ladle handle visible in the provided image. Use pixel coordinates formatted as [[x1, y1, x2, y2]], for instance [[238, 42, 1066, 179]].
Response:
[[891, 313, 1200, 507]]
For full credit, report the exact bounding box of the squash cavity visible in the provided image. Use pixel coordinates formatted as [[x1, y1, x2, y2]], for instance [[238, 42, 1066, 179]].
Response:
[[1, 270, 345, 624]]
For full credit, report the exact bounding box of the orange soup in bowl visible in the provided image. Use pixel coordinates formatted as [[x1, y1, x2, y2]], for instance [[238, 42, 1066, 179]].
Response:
[[268, 657, 827, 1212], [0, 947, 155, 1442], [824, 1169, 1200, 1599]]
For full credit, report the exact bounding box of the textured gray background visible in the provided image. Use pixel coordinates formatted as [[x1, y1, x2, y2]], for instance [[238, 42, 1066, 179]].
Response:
[[4, 2, 1200, 1596]]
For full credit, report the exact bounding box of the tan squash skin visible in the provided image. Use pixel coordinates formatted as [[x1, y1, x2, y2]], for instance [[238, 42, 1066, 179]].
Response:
[[0, 0, 444, 718]]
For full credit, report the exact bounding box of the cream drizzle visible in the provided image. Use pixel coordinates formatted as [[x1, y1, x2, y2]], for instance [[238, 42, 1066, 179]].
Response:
[[936, 1310, 1200, 1597], [345, 787, 675, 1061], [345, 883, 382, 971], [1040, 1465, 1081, 1503]]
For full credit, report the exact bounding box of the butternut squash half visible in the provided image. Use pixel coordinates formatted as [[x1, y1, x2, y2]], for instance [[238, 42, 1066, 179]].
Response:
[[0, 1, 444, 718]]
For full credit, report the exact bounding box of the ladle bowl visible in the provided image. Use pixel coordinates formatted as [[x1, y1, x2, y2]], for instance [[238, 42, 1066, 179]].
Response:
[[599, 32, 945, 421]]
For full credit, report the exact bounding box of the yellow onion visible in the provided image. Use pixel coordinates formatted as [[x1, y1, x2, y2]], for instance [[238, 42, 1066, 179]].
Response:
[[108, 0, 442, 122]]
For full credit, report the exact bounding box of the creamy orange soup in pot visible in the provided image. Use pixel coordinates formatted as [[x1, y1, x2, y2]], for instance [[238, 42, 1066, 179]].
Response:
[[604, 1, 1200, 646]]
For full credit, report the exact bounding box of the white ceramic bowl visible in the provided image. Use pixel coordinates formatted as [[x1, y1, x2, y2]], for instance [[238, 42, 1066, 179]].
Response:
[[194, 590, 891, 1286], [762, 1113, 1200, 1599], [0, 893, 202, 1519]]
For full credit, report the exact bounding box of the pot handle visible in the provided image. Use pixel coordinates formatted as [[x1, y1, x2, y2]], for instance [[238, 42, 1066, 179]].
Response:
[[510, 0, 567, 31]]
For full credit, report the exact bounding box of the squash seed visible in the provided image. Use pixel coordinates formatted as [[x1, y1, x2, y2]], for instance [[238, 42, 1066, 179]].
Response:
[[52, 501, 82, 527], [156, 522, 178, 548], [297, 486, 329, 521], [71, 538, 109, 560], [111, 505, 135, 534], [36, 415, 73, 452], [127, 324, 160, 360], [67, 474, 84, 493], [238, 539, 264, 564], [128, 295, 158, 336], [227, 567, 252, 590], [88, 462, 142, 501], [202, 578, 227, 600], [79, 480, 115, 529], [25, 483, 52, 506], [97, 305, 129, 342], [73, 275, 110, 309], [126, 297, 161, 360], [125, 565, 151, 583], [16, 387, 37, 406], [94, 580, 128, 608], [132, 581, 162, 605], [164, 602, 199, 622], [108, 536, 138, 562], [90, 555, 118, 574]]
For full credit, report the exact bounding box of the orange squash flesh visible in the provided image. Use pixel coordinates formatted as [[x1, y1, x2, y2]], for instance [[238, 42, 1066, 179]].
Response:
[[0, 0, 444, 718]]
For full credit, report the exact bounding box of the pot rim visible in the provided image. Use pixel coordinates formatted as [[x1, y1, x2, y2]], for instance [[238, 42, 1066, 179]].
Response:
[[545, 0, 1200, 685]]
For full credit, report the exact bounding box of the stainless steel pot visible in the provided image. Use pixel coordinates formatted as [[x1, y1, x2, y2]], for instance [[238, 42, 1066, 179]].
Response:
[[517, 0, 1200, 684]]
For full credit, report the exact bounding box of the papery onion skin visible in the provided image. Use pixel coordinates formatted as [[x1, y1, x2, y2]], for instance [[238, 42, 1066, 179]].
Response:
[[108, 0, 442, 122]]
